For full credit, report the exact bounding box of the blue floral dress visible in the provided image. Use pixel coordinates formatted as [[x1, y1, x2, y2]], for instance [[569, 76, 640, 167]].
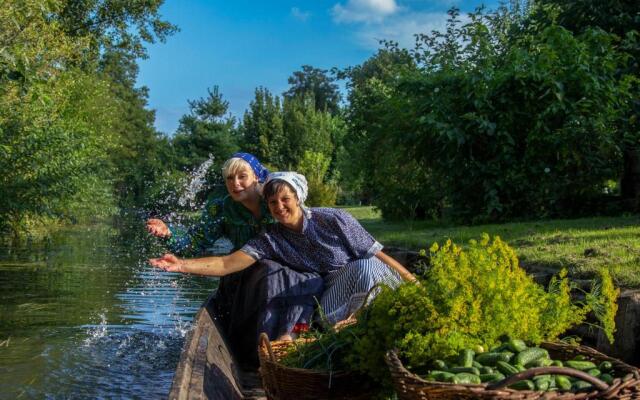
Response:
[[242, 208, 401, 324], [165, 195, 323, 366]]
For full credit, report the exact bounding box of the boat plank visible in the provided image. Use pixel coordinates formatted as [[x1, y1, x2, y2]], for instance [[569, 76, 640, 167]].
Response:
[[170, 295, 266, 400]]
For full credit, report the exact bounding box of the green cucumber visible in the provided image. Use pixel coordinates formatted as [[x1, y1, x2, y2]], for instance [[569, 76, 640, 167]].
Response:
[[453, 372, 481, 384], [599, 361, 613, 371], [526, 358, 553, 368], [432, 359, 447, 370], [551, 360, 563, 367], [479, 366, 494, 374], [571, 380, 593, 391], [535, 379, 550, 391], [490, 343, 508, 352], [459, 349, 475, 368], [506, 339, 527, 353], [449, 366, 480, 375], [508, 380, 535, 391], [496, 361, 519, 376], [565, 360, 597, 371], [425, 370, 455, 382], [587, 368, 601, 377], [475, 352, 512, 366], [472, 361, 483, 369], [554, 376, 572, 391], [514, 347, 549, 366], [480, 372, 505, 382], [600, 373, 614, 384], [501, 351, 515, 363]]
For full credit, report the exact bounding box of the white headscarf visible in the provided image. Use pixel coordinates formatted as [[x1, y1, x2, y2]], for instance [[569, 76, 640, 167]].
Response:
[[265, 171, 309, 205]]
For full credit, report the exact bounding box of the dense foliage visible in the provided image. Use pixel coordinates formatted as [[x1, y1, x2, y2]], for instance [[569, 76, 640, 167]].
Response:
[[340, 5, 639, 221], [0, 1, 117, 234], [0, 0, 176, 236], [238, 84, 344, 206]]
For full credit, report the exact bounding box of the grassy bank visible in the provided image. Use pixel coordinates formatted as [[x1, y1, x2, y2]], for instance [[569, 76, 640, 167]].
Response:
[[342, 206, 640, 288]]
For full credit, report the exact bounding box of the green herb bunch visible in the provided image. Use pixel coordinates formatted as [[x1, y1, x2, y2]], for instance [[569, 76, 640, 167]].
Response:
[[344, 234, 618, 383]]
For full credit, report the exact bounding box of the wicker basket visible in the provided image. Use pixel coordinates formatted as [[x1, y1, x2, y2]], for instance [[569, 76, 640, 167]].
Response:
[[385, 341, 640, 400], [258, 332, 375, 400]]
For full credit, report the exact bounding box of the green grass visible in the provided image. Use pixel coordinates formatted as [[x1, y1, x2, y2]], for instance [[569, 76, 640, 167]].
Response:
[[341, 206, 640, 289]]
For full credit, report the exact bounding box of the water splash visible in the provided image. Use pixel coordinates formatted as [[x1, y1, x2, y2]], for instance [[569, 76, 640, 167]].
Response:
[[177, 155, 215, 209], [83, 312, 108, 346], [172, 314, 193, 338]]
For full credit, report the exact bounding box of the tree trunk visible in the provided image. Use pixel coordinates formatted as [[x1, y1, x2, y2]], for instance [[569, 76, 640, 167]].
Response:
[[621, 146, 640, 211]]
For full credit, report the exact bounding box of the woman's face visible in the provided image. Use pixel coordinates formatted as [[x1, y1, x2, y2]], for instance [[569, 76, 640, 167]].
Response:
[[267, 185, 302, 228], [225, 165, 259, 202]]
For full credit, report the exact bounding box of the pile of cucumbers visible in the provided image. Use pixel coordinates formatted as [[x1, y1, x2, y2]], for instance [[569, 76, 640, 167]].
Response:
[[421, 339, 616, 392]]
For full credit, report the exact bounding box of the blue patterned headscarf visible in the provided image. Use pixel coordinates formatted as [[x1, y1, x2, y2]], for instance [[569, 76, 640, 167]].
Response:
[[231, 152, 269, 183], [265, 172, 308, 205]]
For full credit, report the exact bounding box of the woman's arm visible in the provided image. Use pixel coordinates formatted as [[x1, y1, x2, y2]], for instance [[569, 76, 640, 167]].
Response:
[[149, 250, 256, 276], [375, 251, 417, 282], [164, 197, 226, 256]]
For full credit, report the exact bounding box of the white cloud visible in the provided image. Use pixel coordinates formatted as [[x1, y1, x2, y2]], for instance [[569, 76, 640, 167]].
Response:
[[291, 7, 311, 22], [352, 12, 451, 50], [332, 0, 399, 23]]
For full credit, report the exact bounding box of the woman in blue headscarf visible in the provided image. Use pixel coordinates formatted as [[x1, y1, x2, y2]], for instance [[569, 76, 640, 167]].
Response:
[[146, 154, 322, 366]]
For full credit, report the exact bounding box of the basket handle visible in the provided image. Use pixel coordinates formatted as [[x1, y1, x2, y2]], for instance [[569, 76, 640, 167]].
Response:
[[258, 332, 283, 399], [486, 366, 609, 391], [259, 332, 276, 362]]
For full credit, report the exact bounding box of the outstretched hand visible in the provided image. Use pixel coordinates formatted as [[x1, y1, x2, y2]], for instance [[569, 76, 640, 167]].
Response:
[[149, 253, 184, 273], [146, 218, 171, 238]]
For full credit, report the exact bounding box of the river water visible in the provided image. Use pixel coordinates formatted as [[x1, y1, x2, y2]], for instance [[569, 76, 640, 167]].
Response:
[[0, 219, 216, 399]]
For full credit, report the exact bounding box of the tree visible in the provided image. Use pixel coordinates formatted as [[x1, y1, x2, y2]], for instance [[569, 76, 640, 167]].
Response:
[[282, 95, 336, 168], [0, 0, 120, 235], [296, 151, 339, 206], [536, 0, 640, 209], [54, 0, 178, 209], [240, 87, 286, 168], [99, 49, 171, 207], [341, 6, 632, 221], [338, 47, 419, 209], [57, 0, 177, 61], [172, 87, 239, 171], [285, 65, 341, 115]]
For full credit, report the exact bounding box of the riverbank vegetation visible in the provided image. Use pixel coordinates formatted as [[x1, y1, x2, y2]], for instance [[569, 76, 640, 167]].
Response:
[[2, 0, 638, 245]]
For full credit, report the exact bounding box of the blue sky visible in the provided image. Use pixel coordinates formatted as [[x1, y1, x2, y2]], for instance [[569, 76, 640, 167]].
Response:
[[137, 0, 500, 135]]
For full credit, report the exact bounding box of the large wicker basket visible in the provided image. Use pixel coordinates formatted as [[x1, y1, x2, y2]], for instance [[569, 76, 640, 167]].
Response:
[[385, 341, 640, 400], [257, 332, 374, 400]]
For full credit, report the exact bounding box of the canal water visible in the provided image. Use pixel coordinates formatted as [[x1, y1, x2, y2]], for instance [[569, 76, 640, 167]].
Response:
[[0, 219, 216, 399]]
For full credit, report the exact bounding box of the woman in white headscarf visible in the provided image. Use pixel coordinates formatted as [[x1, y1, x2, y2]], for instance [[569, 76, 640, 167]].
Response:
[[150, 172, 415, 332]]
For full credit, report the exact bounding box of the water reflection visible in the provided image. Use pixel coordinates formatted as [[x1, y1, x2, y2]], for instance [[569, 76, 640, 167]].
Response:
[[0, 221, 216, 399]]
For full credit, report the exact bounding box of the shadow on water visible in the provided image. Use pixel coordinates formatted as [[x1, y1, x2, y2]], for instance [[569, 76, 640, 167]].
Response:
[[0, 219, 217, 399]]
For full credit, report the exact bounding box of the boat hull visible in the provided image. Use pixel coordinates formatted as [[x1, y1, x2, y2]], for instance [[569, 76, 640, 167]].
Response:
[[169, 295, 266, 400]]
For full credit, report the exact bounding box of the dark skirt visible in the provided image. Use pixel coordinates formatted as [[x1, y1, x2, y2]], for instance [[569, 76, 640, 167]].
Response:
[[211, 259, 323, 367]]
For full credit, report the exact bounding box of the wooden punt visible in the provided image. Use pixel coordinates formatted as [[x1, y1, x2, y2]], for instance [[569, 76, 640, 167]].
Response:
[[168, 294, 266, 400]]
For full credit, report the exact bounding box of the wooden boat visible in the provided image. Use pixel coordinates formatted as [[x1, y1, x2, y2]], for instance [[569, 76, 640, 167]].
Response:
[[168, 249, 420, 399], [168, 294, 266, 400]]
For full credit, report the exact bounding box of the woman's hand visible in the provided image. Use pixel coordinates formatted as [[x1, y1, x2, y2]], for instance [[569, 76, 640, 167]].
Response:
[[149, 253, 184, 273], [146, 218, 171, 238]]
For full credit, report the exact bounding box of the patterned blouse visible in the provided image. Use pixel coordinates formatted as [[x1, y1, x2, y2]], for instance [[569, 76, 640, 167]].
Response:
[[241, 208, 383, 275], [167, 195, 275, 256]]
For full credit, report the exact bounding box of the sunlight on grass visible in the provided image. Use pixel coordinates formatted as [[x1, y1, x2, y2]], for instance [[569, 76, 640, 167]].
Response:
[[344, 207, 640, 288]]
